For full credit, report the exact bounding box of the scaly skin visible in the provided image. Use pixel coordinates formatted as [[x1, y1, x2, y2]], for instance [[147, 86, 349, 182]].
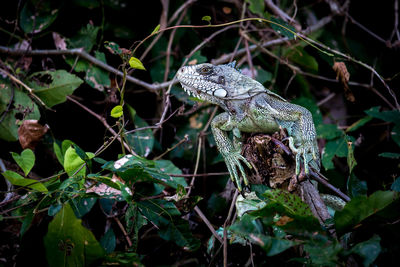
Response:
[[177, 62, 320, 191]]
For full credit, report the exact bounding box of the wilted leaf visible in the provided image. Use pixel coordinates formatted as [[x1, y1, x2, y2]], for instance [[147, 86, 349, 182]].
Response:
[[11, 148, 35, 176], [333, 61, 354, 102], [129, 57, 146, 70], [52, 32, 67, 50], [28, 70, 83, 107], [104, 41, 122, 55], [18, 120, 49, 149], [44, 203, 105, 266]]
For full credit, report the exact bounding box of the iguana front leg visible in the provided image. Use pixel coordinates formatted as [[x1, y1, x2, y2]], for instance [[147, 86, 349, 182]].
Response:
[[211, 112, 252, 191]]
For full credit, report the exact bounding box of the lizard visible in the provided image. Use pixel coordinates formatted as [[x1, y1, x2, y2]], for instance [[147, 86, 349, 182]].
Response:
[[176, 62, 320, 191]]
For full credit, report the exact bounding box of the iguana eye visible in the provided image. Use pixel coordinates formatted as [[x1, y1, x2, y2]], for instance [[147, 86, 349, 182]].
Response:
[[198, 66, 212, 75]]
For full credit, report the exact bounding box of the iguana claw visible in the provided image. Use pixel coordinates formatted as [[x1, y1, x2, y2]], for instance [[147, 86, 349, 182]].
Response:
[[222, 150, 252, 191], [288, 137, 320, 175]]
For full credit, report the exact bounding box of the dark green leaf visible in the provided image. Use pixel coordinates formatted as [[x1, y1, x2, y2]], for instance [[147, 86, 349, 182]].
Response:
[[44, 203, 105, 266], [20, 0, 59, 33], [0, 82, 40, 141], [255, 66, 272, 84], [379, 152, 400, 159], [391, 177, 400, 192], [347, 173, 367, 198], [322, 137, 348, 170], [126, 104, 154, 157], [20, 211, 35, 236], [48, 203, 62, 216], [303, 236, 342, 267], [270, 17, 296, 40], [350, 235, 381, 267], [84, 52, 111, 91], [68, 23, 99, 51], [71, 197, 97, 218], [334, 191, 398, 235], [365, 106, 400, 124], [11, 149, 35, 176], [100, 228, 116, 254], [28, 70, 83, 107], [317, 124, 343, 140], [263, 189, 314, 217]]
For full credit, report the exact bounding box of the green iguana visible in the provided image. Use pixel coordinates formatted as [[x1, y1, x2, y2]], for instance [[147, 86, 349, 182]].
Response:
[[176, 62, 320, 191]]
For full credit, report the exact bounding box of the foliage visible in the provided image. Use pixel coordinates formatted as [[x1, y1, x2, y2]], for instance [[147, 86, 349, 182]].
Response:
[[0, 0, 399, 266]]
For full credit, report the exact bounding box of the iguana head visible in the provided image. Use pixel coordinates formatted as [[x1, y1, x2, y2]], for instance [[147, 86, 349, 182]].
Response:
[[176, 62, 265, 105]]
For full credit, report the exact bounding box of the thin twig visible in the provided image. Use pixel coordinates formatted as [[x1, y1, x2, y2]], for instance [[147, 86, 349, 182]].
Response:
[[113, 217, 133, 247], [194, 206, 223, 244], [66, 96, 136, 156], [0, 46, 174, 92], [153, 134, 188, 160], [310, 170, 351, 202]]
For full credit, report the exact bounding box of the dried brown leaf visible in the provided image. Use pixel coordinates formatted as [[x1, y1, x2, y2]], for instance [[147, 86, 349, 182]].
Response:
[[18, 120, 49, 149], [333, 61, 355, 102]]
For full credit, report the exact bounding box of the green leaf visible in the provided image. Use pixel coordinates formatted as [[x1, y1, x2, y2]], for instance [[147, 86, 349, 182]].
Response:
[[365, 106, 400, 124], [270, 17, 296, 40], [317, 124, 343, 140], [28, 70, 83, 107], [350, 235, 381, 267], [255, 66, 272, 84], [48, 203, 62, 216], [129, 57, 146, 70], [110, 105, 123, 118], [303, 236, 342, 267], [201, 16, 211, 23], [263, 189, 314, 217], [379, 152, 400, 159], [71, 197, 97, 218], [100, 228, 116, 254], [322, 137, 348, 170], [346, 136, 357, 173], [44, 203, 105, 266], [20, 211, 35, 236], [0, 81, 40, 141], [64, 146, 94, 177], [230, 214, 295, 256], [84, 51, 111, 91], [347, 173, 367, 198], [11, 149, 35, 176], [2, 170, 47, 193], [391, 177, 400, 192], [104, 41, 122, 55], [151, 24, 160, 35], [246, 0, 265, 17], [20, 0, 59, 33], [346, 116, 373, 132], [126, 104, 154, 157], [67, 23, 100, 52], [334, 191, 398, 235]]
